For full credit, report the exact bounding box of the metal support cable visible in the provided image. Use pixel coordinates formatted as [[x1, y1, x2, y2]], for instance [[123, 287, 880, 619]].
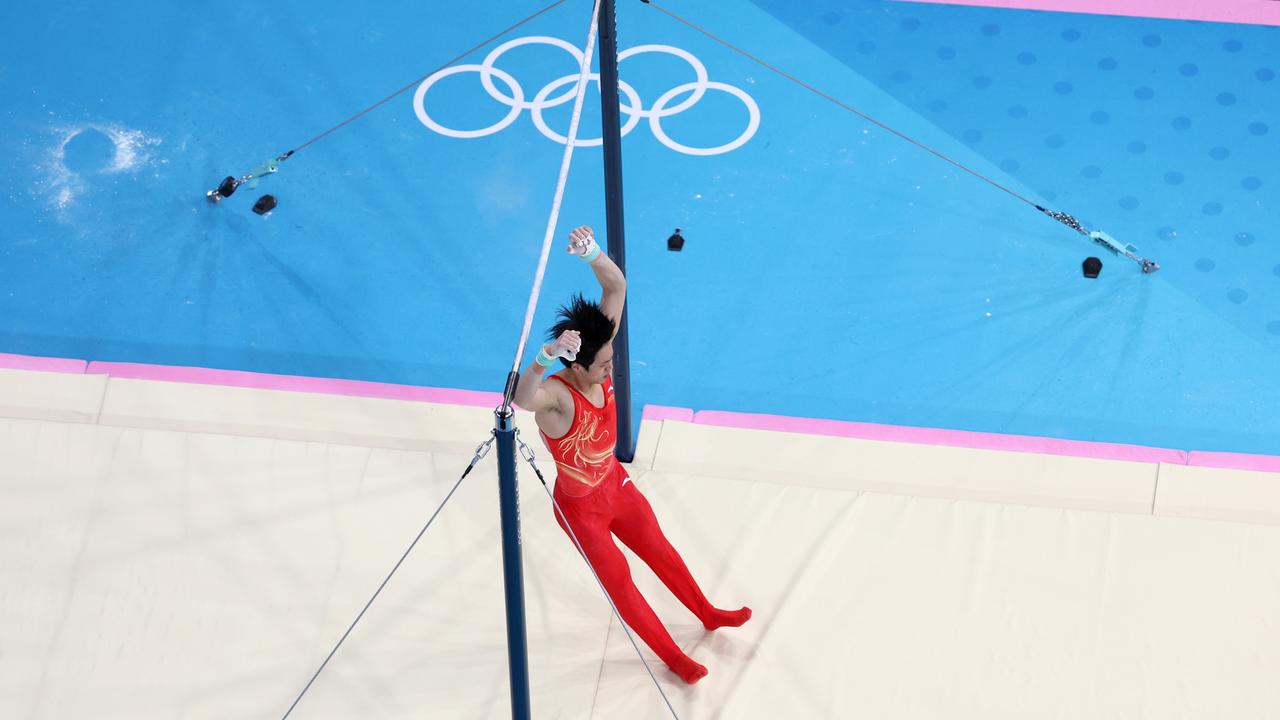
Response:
[[279, 435, 496, 720], [638, 0, 1160, 273], [208, 1, 571, 201], [293, 0, 570, 156]]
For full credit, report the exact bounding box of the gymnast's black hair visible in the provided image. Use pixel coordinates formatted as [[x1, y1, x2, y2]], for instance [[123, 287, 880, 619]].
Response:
[[547, 294, 616, 369]]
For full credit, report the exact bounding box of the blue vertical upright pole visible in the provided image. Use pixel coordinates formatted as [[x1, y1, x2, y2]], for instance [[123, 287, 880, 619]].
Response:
[[597, 0, 636, 463], [494, 398, 531, 720]]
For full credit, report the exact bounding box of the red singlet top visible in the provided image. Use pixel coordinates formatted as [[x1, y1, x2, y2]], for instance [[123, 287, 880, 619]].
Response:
[[539, 374, 629, 495]]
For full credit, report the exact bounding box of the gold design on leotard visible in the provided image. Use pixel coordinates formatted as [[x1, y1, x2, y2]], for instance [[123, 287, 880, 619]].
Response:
[[556, 404, 615, 486]]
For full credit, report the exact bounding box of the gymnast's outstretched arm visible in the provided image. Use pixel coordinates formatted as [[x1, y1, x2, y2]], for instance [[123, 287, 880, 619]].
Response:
[[568, 225, 626, 341], [513, 225, 624, 411]]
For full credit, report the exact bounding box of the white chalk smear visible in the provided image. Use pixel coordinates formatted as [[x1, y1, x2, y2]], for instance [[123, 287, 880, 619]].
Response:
[[39, 122, 162, 214]]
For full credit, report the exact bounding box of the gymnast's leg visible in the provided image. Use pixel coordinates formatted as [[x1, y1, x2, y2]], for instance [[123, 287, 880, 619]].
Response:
[[552, 494, 709, 684], [610, 480, 752, 632]]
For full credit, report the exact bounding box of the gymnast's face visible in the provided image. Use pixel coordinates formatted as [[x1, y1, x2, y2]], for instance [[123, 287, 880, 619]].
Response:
[[573, 342, 615, 385]]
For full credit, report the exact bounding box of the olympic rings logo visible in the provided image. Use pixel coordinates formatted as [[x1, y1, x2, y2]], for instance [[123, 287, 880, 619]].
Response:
[[413, 36, 761, 156]]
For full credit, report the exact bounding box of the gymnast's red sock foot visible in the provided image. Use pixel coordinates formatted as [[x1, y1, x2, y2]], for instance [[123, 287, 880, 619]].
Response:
[[703, 606, 752, 631], [671, 656, 709, 685]]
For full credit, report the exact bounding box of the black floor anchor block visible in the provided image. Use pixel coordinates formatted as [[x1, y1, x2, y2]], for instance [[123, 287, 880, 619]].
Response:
[[667, 228, 685, 252], [1082, 256, 1102, 278], [252, 194, 277, 215]]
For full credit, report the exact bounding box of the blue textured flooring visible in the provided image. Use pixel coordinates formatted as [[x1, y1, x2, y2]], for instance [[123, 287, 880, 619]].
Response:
[[0, 0, 1276, 453]]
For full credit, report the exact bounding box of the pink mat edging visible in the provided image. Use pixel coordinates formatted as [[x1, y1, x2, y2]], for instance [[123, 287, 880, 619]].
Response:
[[85, 361, 504, 407], [896, 0, 1280, 26], [2, 352, 1276, 469], [643, 405, 696, 422], [1187, 451, 1280, 474], [693, 410, 1189, 465], [0, 353, 88, 374]]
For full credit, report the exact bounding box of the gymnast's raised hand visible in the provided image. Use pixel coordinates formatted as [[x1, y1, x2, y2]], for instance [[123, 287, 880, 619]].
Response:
[[544, 329, 581, 364], [565, 225, 601, 263]]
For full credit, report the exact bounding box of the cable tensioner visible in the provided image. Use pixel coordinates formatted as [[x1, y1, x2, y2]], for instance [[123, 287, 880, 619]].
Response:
[[206, 151, 293, 204]]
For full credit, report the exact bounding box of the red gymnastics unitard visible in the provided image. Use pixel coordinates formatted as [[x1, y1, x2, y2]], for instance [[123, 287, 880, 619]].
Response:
[[539, 374, 751, 684]]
